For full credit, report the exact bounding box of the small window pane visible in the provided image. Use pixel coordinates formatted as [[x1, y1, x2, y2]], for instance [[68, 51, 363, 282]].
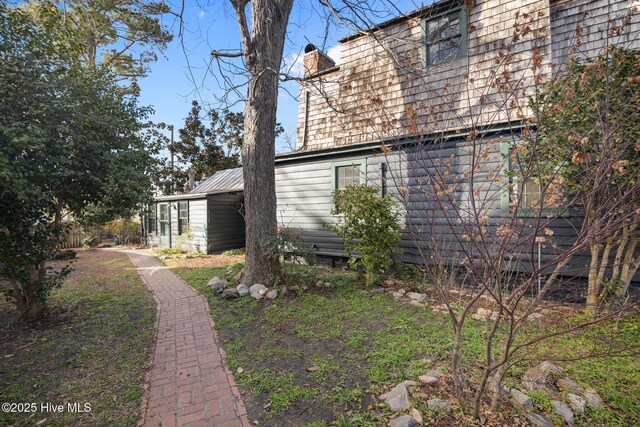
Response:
[[159, 204, 168, 221], [178, 202, 188, 220], [524, 181, 541, 208], [428, 15, 460, 42], [429, 36, 461, 65]]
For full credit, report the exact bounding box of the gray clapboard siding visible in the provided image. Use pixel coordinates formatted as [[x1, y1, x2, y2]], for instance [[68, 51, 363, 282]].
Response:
[[275, 135, 607, 279], [207, 193, 245, 252], [167, 199, 207, 253]]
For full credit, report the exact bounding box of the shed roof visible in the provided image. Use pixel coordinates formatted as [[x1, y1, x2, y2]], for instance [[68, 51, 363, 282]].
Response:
[[189, 167, 243, 195]]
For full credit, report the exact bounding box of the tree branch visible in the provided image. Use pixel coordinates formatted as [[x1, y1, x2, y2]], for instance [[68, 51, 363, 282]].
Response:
[[230, 0, 252, 61], [210, 50, 245, 58]]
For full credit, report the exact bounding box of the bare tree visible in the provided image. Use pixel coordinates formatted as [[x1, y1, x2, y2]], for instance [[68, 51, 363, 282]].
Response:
[[211, 0, 294, 284]]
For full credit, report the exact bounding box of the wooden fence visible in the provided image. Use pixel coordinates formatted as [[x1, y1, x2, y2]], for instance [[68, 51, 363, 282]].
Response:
[[61, 228, 102, 249]]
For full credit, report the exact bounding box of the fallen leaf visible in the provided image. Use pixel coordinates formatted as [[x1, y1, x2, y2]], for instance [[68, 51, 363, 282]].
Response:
[[306, 366, 320, 372], [237, 367, 244, 374]]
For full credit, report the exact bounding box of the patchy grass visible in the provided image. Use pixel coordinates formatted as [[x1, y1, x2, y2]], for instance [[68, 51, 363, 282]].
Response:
[[0, 249, 155, 427], [172, 261, 640, 426]]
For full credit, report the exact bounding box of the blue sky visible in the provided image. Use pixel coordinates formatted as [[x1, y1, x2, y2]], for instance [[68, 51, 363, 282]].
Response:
[[137, 1, 423, 153]]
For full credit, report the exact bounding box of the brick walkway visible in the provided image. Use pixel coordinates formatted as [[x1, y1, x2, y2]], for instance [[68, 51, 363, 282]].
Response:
[[126, 250, 251, 427]]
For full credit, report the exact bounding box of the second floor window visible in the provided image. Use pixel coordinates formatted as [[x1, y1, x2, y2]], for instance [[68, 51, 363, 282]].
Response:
[[178, 201, 189, 235], [425, 9, 467, 66]]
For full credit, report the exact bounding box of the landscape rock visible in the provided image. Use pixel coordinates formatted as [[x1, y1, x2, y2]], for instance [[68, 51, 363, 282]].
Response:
[[402, 380, 417, 387], [522, 361, 562, 391], [476, 307, 493, 317], [250, 284, 268, 300], [315, 280, 324, 288], [233, 270, 242, 283], [236, 284, 250, 296], [419, 375, 438, 385], [525, 412, 554, 427], [423, 369, 442, 379], [552, 400, 574, 425], [527, 312, 544, 321], [583, 389, 604, 410], [427, 398, 452, 414], [508, 388, 533, 408], [567, 393, 586, 415], [391, 292, 404, 299], [397, 289, 407, 296], [407, 292, 427, 303], [472, 313, 485, 321], [222, 288, 239, 299], [388, 415, 418, 427], [409, 408, 423, 424], [557, 378, 585, 394], [265, 290, 278, 300], [208, 277, 228, 293], [384, 383, 411, 412]]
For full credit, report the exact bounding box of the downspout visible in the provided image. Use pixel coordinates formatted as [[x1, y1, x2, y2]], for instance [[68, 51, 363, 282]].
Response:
[[301, 90, 310, 150]]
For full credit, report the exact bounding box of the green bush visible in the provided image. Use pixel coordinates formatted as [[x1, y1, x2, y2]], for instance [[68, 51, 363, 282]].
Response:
[[82, 235, 99, 248], [261, 227, 316, 265], [328, 184, 402, 286], [222, 248, 245, 256]]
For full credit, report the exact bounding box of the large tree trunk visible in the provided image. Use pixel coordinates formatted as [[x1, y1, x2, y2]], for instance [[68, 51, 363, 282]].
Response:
[[239, 0, 294, 285]]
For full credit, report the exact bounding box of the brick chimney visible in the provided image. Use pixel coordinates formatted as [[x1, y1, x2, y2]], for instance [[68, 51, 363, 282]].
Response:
[[303, 44, 336, 78]]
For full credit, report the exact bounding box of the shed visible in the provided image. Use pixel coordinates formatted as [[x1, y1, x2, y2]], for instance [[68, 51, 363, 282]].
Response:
[[146, 168, 245, 254]]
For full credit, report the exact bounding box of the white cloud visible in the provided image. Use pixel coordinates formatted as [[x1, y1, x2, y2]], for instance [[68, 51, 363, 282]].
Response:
[[327, 45, 341, 65], [283, 52, 305, 78]]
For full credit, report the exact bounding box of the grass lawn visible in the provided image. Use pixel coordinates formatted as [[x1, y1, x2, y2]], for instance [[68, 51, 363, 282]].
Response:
[[0, 249, 156, 427], [173, 260, 640, 427]]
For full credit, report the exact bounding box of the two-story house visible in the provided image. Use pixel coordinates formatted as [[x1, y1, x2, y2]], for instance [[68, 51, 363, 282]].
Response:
[[273, 0, 640, 269]]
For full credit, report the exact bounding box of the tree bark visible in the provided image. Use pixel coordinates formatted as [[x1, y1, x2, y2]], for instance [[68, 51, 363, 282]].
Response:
[[587, 244, 601, 310], [235, 0, 294, 285], [451, 322, 468, 407]]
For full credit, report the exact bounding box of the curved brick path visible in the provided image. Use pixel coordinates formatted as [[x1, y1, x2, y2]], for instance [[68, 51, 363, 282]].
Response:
[[125, 249, 251, 427]]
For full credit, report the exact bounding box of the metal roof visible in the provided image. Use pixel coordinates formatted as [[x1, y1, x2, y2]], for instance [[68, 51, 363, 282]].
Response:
[[189, 167, 244, 195]]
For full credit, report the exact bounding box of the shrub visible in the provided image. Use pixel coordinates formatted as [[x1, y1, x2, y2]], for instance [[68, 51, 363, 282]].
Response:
[[261, 227, 316, 265], [222, 248, 245, 256], [328, 184, 402, 286], [82, 235, 99, 248]]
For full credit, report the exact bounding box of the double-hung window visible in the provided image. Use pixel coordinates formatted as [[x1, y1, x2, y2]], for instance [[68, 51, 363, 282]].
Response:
[[178, 201, 189, 235], [332, 160, 366, 190], [424, 8, 468, 66], [501, 142, 566, 216], [148, 206, 157, 234]]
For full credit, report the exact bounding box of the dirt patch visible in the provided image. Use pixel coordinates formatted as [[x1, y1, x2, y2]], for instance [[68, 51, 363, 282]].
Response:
[[161, 253, 245, 269], [0, 249, 156, 427]]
